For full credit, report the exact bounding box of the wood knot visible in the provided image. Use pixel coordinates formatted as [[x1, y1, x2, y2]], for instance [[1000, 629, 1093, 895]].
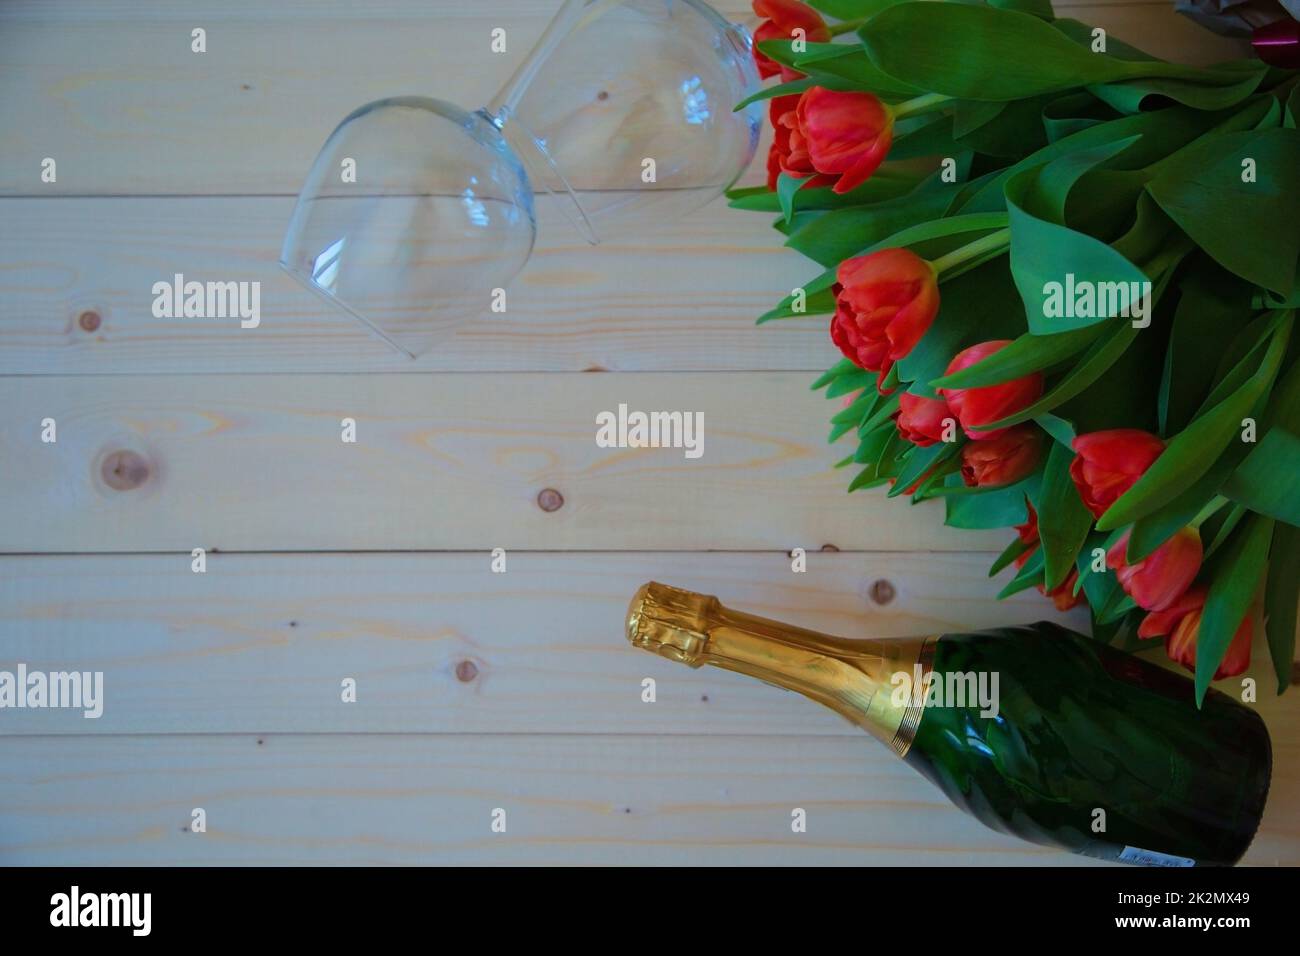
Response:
[[536, 488, 564, 512], [100, 450, 150, 491], [455, 660, 479, 683], [78, 310, 101, 332], [868, 578, 896, 606]]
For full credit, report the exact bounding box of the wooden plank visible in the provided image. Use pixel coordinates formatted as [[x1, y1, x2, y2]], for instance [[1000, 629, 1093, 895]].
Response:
[[0, 197, 831, 373], [0, 373, 1010, 552], [0, 0, 1248, 198], [1, 733, 1292, 865], [0, 551, 1096, 734], [0, 2, 1249, 375]]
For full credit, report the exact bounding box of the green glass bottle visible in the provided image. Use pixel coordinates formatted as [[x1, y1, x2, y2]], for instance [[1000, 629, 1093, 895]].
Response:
[[626, 582, 1271, 866]]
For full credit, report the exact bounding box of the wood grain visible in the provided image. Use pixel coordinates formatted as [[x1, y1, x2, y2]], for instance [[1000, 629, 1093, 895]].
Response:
[[0, 0, 1283, 870], [0, 1, 1250, 197], [0, 197, 831, 374], [2, 732, 1294, 866], [0, 373, 1009, 552], [0, 551, 1096, 734]]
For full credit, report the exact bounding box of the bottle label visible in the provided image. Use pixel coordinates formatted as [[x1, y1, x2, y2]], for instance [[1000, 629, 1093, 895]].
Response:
[[1118, 845, 1196, 867]]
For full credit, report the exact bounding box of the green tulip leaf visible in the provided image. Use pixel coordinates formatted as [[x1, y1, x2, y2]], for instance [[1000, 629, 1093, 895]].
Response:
[[868, 212, 1010, 256], [1077, 532, 1124, 613], [989, 0, 1055, 20], [1035, 440, 1094, 589], [759, 39, 921, 97], [931, 325, 1102, 390], [1147, 127, 1300, 295], [1035, 412, 1078, 447], [1006, 167, 1152, 334], [729, 168, 919, 214], [826, 369, 875, 400], [953, 100, 1005, 139], [734, 76, 823, 112], [889, 114, 963, 160], [997, 546, 1046, 599], [1051, 18, 1158, 62], [896, 258, 1025, 398], [1201, 311, 1289, 412], [807, 0, 907, 21], [990, 534, 1034, 577], [830, 390, 877, 426], [811, 358, 855, 391], [979, 319, 1140, 431], [852, 421, 896, 463], [777, 171, 807, 225], [1264, 521, 1300, 694], [1098, 312, 1293, 530], [1196, 514, 1275, 705], [959, 103, 1241, 215], [757, 286, 836, 324], [1089, 61, 1268, 115], [954, 95, 1054, 158], [1223, 426, 1300, 527], [860, 3, 1241, 101], [1042, 91, 1119, 143], [888, 439, 961, 498], [1127, 444, 1246, 561], [1032, 136, 1144, 226], [784, 175, 958, 266], [1159, 262, 1255, 435], [943, 473, 1038, 529]]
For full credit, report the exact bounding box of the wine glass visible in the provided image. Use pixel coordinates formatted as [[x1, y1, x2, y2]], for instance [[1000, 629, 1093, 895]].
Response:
[[281, 0, 761, 358]]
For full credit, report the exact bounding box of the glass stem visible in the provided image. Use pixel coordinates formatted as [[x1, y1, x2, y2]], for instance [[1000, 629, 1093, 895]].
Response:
[[487, 0, 590, 120]]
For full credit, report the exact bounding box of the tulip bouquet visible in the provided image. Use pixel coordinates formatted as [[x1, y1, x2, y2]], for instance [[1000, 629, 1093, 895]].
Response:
[[738, 0, 1300, 701]]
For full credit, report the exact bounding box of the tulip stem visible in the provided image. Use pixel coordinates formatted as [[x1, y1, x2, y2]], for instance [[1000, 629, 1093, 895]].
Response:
[[931, 227, 1011, 278], [829, 18, 871, 35], [1190, 496, 1230, 529], [892, 92, 952, 120]]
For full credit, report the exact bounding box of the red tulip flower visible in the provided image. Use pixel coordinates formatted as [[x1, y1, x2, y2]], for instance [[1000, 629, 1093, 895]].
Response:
[[1069, 429, 1165, 519], [830, 248, 939, 388], [752, 0, 832, 81], [960, 424, 1043, 487], [1106, 527, 1202, 612], [1013, 502, 1085, 612], [792, 87, 894, 194], [895, 392, 952, 447], [1042, 570, 1085, 612], [768, 94, 835, 190], [938, 341, 1043, 440], [1139, 586, 1253, 679]]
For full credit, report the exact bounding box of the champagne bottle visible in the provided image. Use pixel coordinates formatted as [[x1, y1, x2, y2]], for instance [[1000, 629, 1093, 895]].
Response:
[[626, 582, 1271, 866]]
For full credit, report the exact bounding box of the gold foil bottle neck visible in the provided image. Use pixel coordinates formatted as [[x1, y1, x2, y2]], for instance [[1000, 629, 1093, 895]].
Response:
[[626, 581, 719, 667], [626, 581, 934, 756]]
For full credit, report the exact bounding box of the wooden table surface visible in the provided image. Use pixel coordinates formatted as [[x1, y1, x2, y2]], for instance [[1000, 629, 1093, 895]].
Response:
[[1, 0, 1295, 865]]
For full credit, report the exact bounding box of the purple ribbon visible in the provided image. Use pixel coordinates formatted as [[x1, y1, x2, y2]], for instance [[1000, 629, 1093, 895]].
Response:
[[1253, 19, 1300, 68]]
